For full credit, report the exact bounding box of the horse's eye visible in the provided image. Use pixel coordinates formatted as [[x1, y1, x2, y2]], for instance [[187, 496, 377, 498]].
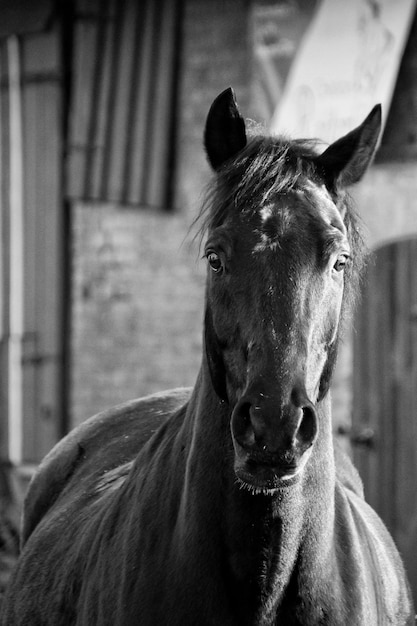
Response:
[[333, 254, 349, 272], [207, 252, 223, 273]]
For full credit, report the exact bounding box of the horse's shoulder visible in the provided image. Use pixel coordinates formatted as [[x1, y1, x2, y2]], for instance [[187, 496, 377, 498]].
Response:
[[22, 388, 192, 545], [334, 477, 414, 623]]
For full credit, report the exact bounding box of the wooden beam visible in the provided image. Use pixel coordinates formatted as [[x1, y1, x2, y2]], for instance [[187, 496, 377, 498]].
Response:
[[7, 35, 24, 465]]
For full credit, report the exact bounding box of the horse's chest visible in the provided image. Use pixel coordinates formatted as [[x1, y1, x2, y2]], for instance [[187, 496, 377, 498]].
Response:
[[266, 581, 344, 626], [273, 604, 335, 626]]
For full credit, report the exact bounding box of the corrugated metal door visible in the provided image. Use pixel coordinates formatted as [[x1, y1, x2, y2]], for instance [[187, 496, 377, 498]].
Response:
[[352, 237, 417, 602], [67, 0, 182, 209]]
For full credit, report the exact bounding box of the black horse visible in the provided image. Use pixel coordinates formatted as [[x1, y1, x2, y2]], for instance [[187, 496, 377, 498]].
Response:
[[2, 89, 414, 625]]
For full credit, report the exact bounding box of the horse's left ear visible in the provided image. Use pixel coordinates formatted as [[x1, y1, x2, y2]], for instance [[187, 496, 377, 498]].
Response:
[[316, 104, 382, 187], [204, 88, 247, 170]]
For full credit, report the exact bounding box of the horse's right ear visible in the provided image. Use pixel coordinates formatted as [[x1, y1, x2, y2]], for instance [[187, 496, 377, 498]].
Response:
[[204, 88, 247, 170], [316, 104, 382, 188]]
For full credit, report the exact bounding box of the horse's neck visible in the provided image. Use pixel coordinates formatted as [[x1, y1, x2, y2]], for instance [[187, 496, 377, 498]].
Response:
[[181, 368, 336, 619]]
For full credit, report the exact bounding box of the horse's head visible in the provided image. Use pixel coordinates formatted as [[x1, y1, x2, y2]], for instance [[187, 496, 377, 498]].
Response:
[[200, 88, 381, 494]]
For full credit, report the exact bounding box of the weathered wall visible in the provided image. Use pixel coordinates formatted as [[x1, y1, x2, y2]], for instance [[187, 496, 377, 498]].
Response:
[[71, 0, 252, 426], [71, 207, 204, 424]]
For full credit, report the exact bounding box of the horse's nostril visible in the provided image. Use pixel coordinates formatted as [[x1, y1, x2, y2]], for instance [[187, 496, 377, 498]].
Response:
[[237, 402, 251, 427], [232, 401, 256, 449], [296, 405, 318, 449]]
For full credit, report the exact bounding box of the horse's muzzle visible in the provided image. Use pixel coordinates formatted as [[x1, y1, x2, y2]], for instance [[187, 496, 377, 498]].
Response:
[[230, 390, 318, 492]]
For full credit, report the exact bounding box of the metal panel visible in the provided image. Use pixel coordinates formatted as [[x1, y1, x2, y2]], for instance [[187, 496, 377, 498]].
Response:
[[0, 52, 11, 461], [67, 0, 182, 209]]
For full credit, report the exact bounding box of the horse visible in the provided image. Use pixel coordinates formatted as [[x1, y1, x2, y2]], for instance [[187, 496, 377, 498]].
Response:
[[2, 88, 414, 625]]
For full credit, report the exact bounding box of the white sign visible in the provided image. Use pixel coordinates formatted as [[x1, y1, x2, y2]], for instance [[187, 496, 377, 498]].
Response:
[[270, 0, 416, 142]]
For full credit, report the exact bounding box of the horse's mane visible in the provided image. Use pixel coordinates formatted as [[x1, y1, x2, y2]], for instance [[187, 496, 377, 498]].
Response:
[[195, 133, 319, 238]]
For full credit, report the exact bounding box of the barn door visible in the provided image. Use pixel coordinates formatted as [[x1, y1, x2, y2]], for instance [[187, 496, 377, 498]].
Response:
[[352, 237, 417, 600], [0, 22, 67, 467]]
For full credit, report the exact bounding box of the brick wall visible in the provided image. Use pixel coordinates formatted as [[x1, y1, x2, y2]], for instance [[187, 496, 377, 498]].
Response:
[[71, 206, 205, 424]]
